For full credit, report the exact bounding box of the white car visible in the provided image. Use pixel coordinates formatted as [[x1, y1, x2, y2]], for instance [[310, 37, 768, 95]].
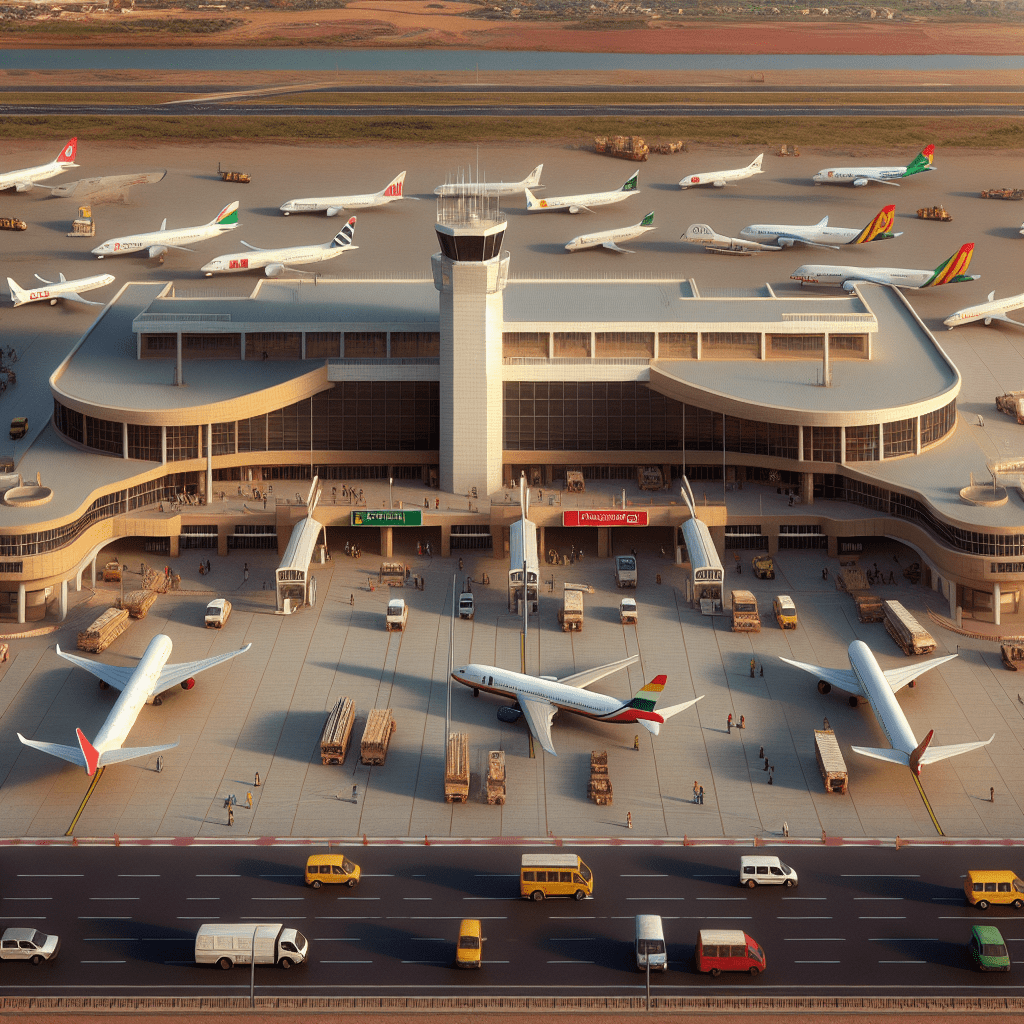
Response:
[[1, 928, 60, 963], [205, 598, 231, 628]]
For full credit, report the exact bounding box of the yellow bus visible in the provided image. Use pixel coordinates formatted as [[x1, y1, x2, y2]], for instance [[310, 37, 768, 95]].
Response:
[[520, 853, 594, 901]]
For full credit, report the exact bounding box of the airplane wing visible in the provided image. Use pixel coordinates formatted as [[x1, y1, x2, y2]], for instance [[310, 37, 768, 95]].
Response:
[[162, 244, 197, 253], [153, 643, 252, 696], [856, 176, 901, 186], [778, 656, 863, 698], [882, 653, 958, 694], [989, 313, 1024, 327], [55, 644, 135, 692], [602, 241, 634, 253], [99, 739, 180, 767], [17, 734, 88, 768], [240, 241, 266, 251], [60, 292, 105, 306], [517, 695, 558, 756], [917, 735, 995, 766], [558, 654, 639, 690]]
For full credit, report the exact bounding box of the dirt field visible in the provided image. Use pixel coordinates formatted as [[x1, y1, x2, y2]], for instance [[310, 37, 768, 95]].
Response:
[[1, 1, 1021, 55]]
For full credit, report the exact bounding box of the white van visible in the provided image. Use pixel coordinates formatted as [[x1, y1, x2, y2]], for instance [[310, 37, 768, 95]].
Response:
[[739, 855, 798, 888], [635, 914, 667, 971], [194, 923, 308, 969]]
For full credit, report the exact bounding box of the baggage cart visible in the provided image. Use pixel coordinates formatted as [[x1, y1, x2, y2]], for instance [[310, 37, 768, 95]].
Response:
[[360, 708, 396, 765], [814, 726, 848, 794], [77, 607, 131, 653], [320, 696, 355, 765], [217, 162, 251, 183], [883, 600, 937, 655], [444, 732, 470, 803], [486, 749, 506, 805], [588, 749, 613, 805]]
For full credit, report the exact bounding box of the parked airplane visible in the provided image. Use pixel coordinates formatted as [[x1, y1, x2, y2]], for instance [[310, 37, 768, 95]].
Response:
[[565, 211, 655, 253], [92, 201, 239, 261], [7, 272, 115, 308], [791, 243, 978, 292], [280, 171, 408, 216], [678, 153, 763, 189], [18, 634, 251, 776], [48, 170, 167, 202], [525, 171, 638, 214], [201, 216, 358, 276], [943, 291, 1024, 330], [451, 654, 703, 756], [0, 137, 78, 192], [813, 144, 935, 187], [684, 206, 901, 254], [781, 640, 993, 776], [434, 164, 543, 197]]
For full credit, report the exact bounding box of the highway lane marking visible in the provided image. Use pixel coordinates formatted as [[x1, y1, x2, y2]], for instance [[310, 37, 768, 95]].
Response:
[[81, 961, 126, 964], [251, 897, 305, 901], [403, 898, 433, 901], [315, 916, 383, 920], [939, 915, 1024, 919], [474, 874, 519, 877], [387, 917, 508, 921], [859, 916, 907, 920], [778, 917, 833, 920], [118, 875, 159, 878], [856, 897, 904, 901], [177, 917, 220, 921], [17, 874, 83, 878], [841, 874, 919, 878], [319, 938, 361, 941], [240, 916, 305, 920], [627, 897, 687, 901], [336, 898, 380, 901], [0, 917, 46, 920], [620, 874, 668, 877], [321, 960, 373, 964], [3, 898, 52, 901], [402, 960, 449, 964], [784, 938, 845, 941], [794, 960, 840, 963], [783, 897, 826, 901], [84, 938, 138, 942], [198, 874, 240, 878], [547, 960, 594, 964], [462, 897, 517, 901], [186, 898, 220, 901], [696, 897, 746, 901], [259, 874, 302, 878], [411, 938, 445, 941], [879, 960, 926, 964], [550, 937, 597, 941], [674, 916, 751, 921], [868, 938, 938, 941], [78, 917, 132, 920], [90, 897, 139, 901]]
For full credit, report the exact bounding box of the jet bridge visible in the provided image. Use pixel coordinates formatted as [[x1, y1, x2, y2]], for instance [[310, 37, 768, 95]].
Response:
[[679, 477, 724, 614], [275, 477, 325, 614]]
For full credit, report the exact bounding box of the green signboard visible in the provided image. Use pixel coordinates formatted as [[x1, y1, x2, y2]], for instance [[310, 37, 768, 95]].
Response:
[[350, 509, 423, 527]]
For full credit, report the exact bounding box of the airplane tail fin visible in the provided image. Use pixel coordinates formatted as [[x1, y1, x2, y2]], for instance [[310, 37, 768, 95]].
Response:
[[620, 171, 640, 192], [851, 204, 898, 244], [211, 201, 240, 226], [923, 243, 977, 287], [750, 153, 764, 171], [7, 277, 29, 307], [331, 216, 357, 247], [524, 186, 543, 210], [525, 164, 543, 187], [55, 137, 78, 166], [902, 144, 935, 177], [639, 211, 655, 227], [381, 171, 406, 198], [625, 677, 703, 736]]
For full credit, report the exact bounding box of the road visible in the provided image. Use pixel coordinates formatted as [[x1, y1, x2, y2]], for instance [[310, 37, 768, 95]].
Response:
[[1, 103, 1021, 118], [0, 844, 1021, 999]]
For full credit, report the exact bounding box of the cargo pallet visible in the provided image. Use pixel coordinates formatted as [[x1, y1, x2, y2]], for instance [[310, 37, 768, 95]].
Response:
[[360, 708, 396, 765], [320, 696, 355, 765]]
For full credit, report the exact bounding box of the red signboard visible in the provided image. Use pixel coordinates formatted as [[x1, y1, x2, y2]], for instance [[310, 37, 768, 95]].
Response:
[[562, 510, 649, 527]]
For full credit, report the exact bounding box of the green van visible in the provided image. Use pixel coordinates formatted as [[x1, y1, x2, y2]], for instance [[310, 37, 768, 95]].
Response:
[[969, 925, 1010, 972]]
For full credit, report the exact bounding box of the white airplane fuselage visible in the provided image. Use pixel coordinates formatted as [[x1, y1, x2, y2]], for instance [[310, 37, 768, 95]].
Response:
[[452, 664, 631, 722], [0, 146, 78, 191], [280, 193, 399, 215], [792, 264, 933, 289], [435, 164, 543, 196], [93, 220, 237, 257], [741, 222, 866, 246], [565, 220, 655, 252], [201, 240, 353, 275], [94, 634, 174, 753], [813, 165, 918, 186], [679, 155, 763, 189], [9, 273, 115, 307], [846, 640, 918, 755], [943, 291, 1024, 329]]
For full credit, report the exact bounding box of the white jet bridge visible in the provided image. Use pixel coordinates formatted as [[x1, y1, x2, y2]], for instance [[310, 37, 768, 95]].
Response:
[[679, 477, 724, 614], [275, 477, 326, 614]]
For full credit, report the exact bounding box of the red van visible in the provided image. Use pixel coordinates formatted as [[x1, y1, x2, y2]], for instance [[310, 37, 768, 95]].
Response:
[[696, 929, 766, 977]]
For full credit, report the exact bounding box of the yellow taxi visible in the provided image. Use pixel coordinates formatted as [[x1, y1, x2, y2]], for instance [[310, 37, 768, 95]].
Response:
[[304, 853, 360, 889], [454, 919, 484, 968]]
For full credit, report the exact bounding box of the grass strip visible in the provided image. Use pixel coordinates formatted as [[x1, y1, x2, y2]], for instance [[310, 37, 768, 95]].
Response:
[[0, 115, 1020, 150]]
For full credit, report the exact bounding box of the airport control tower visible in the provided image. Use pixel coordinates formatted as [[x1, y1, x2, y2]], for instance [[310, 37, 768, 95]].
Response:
[[431, 188, 509, 498]]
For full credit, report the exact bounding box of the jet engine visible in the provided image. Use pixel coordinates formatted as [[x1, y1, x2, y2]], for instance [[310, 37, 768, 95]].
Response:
[[852, 178, 869, 188], [326, 207, 343, 218], [264, 264, 285, 278], [148, 244, 168, 261], [568, 206, 583, 214], [817, 680, 831, 695], [842, 280, 859, 292], [497, 706, 522, 724], [181, 677, 195, 690]]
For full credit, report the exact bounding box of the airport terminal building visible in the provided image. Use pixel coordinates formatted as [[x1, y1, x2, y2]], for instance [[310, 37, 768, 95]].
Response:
[[4, 198, 1022, 630]]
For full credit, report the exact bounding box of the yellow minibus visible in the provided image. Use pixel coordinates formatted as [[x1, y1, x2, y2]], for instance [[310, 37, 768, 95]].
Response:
[[520, 853, 593, 901]]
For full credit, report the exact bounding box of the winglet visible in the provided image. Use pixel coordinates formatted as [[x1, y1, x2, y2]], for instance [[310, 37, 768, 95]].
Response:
[[76, 728, 101, 777]]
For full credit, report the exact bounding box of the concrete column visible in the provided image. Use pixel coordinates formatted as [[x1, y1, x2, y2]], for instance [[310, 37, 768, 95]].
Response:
[[17, 584, 25, 625], [241, 333, 246, 361], [440, 524, 451, 559], [696, 332, 702, 360], [589, 332, 595, 359], [75, 569, 82, 592], [90, 557, 97, 588], [161, 425, 167, 465], [206, 423, 213, 506], [82, 415, 88, 449], [798, 425, 804, 463], [947, 579, 957, 619], [381, 526, 393, 559], [58, 579, 68, 622], [170, 535, 180, 558], [122, 421, 129, 459], [218, 530, 228, 558], [597, 527, 610, 559], [176, 331, 183, 385], [302, 332, 307, 360], [915, 416, 921, 455], [839, 425, 846, 465], [538, 525, 545, 562], [823, 333, 830, 386], [759, 332, 766, 360], [802, 472, 814, 506], [993, 582, 1001, 627], [876, 423, 883, 461]]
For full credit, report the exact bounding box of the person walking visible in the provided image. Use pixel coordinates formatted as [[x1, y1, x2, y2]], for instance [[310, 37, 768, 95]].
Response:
[[783, 821, 789, 838], [990, 787, 995, 803], [750, 657, 756, 678], [254, 771, 261, 788], [263, 495, 267, 510], [626, 811, 633, 830], [244, 567, 249, 582], [698, 785, 704, 805], [727, 713, 733, 734], [634, 735, 640, 751], [759, 746, 764, 760], [760, 665, 764, 677], [228, 806, 234, 826], [693, 781, 699, 804], [739, 715, 745, 730], [352, 784, 358, 802], [764, 758, 769, 772], [206, 559, 211, 575], [246, 791, 253, 810]]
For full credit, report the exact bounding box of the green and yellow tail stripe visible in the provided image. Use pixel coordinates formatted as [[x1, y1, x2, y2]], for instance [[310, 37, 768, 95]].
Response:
[[216, 201, 240, 225], [924, 243, 974, 287], [628, 674, 667, 713], [902, 144, 935, 178], [852, 204, 896, 244]]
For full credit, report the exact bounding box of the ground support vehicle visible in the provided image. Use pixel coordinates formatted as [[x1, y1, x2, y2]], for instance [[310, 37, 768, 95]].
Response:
[[696, 929, 766, 976], [884, 599, 937, 655], [194, 923, 306, 969], [739, 856, 798, 888], [996, 391, 1024, 425], [444, 732, 470, 803], [77, 607, 131, 653], [102, 560, 122, 582], [458, 591, 475, 619], [485, 749, 506, 805], [217, 162, 251, 183], [520, 853, 594, 901], [565, 469, 585, 492], [635, 915, 667, 971], [615, 554, 637, 588], [964, 870, 1024, 909], [1001, 644, 1023, 671], [379, 561, 406, 586], [67, 205, 93, 236], [814, 726, 849, 794], [319, 696, 355, 765], [751, 554, 775, 580], [917, 205, 952, 221], [360, 709, 396, 765], [0, 216, 27, 231], [204, 598, 231, 627], [0, 929, 59, 963], [777, 144, 800, 156], [619, 597, 638, 625], [731, 589, 761, 632], [386, 597, 408, 631], [854, 593, 884, 622], [558, 586, 584, 631], [981, 188, 1023, 200], [772, 594, 797, 628], [588, 750, 612, 805], [594, 135, 649, 161], [9, 417, 27, 441], [121, 589, 159, 619]]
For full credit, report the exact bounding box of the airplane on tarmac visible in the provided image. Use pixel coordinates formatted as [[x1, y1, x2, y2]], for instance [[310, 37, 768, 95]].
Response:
[[684, 205, 901, 254], [92, 201, 240, 261], [791, 242, 979, 292], [7, 272, 115, 307], [18, 634, 252, 776], [0, 137, 78, 192], [280, 171, 409, 216], [201, 216, 358, 276], [944, 291, 1024, 329], [678, 153, 763, 189], [813, 144, 935, 187], [450, 654, 704, 756], [434, 164, 543, 197], [525, 171, 639, 214], [565, 211, 655, 253], [781, 640, 993, 777]]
